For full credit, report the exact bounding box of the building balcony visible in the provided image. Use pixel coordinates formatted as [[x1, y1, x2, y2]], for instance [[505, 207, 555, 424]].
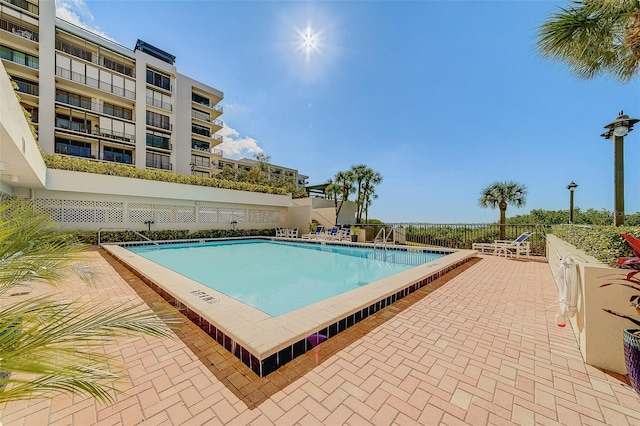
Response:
[[55, 67, 135, 99], [191, 144, 223, 157], [55, 39, 135, 78], [0, 45, 38, 69], [146, 160, 172, 171], [55, 95, 134, 121], [2, 0, 38, 15], [146, 96, 172, 112], [14, 79, 38, 96], [0, 16, 38, 42], [55, 119, 135, 144]]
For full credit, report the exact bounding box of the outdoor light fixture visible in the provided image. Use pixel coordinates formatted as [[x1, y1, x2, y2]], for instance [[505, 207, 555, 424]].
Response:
[[601, 111, 639, 226], [10, 175, 18, 183], [567, 181, 578, 224]]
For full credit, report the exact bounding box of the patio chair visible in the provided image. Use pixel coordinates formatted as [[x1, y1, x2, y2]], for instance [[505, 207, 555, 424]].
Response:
[[339, 227, 351, 241], [321, 227, 339, 240], [472, 231, 533, 258], [289, 228, 298, 238], [275, 227, 285, 238], [302, 226, 324, 239]]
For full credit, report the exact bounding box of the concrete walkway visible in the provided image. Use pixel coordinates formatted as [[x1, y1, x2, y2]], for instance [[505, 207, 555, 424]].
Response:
[[1, 251, 639, 425]]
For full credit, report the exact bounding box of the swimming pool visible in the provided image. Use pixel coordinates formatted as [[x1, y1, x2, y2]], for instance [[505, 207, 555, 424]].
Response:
[[104, 237, 475, 376], [128, 239, 444, 316]]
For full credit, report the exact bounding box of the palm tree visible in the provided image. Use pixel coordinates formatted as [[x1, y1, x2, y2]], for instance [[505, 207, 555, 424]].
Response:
[[352, 165, 382, 223], [479, 181, 528, 240], [537, 1, 640, 82], [0, 197, 174, 404], [325, 170, 355, 225]]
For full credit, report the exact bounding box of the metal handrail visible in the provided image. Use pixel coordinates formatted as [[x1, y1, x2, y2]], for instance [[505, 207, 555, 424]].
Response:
[[98, 227, 160, 248]]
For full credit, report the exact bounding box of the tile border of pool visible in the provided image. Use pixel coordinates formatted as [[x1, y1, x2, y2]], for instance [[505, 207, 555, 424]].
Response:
[[102, 238, 476, 376]]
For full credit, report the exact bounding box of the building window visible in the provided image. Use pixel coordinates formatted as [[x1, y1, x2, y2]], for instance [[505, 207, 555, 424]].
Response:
[[55, 138, 93, 158], [146, 111, 170, 130], [103, 102, 133, 120], [192, 92, 210, 107], [12, 77, 38, 96], [103, 146, 133, 164], [146, 152, 171, 170], [146, 132, 171, 150], [191, 139, 210, 151], [55, 89, 92, 110], [191, 154, 210, 168], [55, 114, 92, 134], [55, 39, 92, 62], [192, 170, 210, 178], [146, 68, 171, 91], [191, 124, 210, 137], [0, 44, 38, 68]]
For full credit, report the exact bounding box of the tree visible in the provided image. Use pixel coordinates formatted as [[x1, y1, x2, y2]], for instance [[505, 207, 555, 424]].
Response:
[[537, 1, 640, 82], [0, 197, 173, 404], [351, 165, 382, 223], [325, 170, 355, 225], [479, 181, 528, 239]]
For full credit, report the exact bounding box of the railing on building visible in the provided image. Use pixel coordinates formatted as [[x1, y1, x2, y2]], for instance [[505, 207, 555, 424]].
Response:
[[2, 0, 38, 15], [55, 67, 135, 99], [55, 118, 134, 143], [0, 45, 38, 68], [146, 160, 172, 171], [55, 39, 135, 77], [353, 223, 550, 256], [14, 79, 38, 96], [55, 95, 134, 120], [191, 109, 210, 122], [146, 96, 172, 111], [147, 139, 172, 151], [0, 16, 38, 41]]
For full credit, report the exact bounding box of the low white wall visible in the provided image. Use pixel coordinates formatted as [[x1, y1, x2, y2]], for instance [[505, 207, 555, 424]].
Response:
[[547, 234, 638, 374], [13, 169, 292, 232]]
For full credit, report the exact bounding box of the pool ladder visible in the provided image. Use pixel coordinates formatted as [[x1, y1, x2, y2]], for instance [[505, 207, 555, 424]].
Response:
[[373, 227, 392, 268], [98, 227, 161, 249]]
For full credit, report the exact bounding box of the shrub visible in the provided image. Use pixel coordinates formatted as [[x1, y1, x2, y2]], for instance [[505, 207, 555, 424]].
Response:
[[42, 153, 289, 196], [552, 225, 640, 265], [82, 228, 276, 244]]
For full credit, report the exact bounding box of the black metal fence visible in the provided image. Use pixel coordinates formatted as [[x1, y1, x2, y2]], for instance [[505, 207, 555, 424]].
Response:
[[354, 223, 551, 256]]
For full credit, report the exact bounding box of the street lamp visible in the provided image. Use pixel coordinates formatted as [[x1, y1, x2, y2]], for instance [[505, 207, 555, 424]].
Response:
[[567, 181, 578, 223], [601, 111, 639, 226]]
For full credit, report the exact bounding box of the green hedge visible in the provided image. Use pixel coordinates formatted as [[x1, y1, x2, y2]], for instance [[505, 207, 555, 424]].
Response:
[[552, 225, 640, 265], [42, 153, 289, 196], [81, 228, 276, 245]]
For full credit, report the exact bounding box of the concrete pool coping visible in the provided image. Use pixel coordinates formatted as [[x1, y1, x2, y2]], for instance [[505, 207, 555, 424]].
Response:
[[102, 238, 476, 375]]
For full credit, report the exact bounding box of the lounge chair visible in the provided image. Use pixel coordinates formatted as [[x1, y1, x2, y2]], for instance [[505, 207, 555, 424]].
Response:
[[472, 231, 533, 258], [302, 226, 324, 239], [339, 227, 351, 241], [321, 227, 339, 240]]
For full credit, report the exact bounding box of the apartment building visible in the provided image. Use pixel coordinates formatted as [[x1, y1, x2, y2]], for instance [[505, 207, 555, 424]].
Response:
[[0, 0, 225, 178], [218, 157, 309, 189]]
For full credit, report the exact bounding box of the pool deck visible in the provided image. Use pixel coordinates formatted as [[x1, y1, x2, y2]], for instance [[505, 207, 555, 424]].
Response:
[[1, 250, 639, 425]]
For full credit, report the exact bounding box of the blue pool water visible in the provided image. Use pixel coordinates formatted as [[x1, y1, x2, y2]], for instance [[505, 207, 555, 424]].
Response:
[[127, 239, 444, 316]]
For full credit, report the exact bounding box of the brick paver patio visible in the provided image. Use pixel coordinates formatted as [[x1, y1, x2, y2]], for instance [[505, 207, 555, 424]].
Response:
[[1, 250, 639, 425]]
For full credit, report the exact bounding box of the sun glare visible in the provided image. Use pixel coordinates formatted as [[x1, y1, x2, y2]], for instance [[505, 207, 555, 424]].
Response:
[[297, 24, 322, 63]]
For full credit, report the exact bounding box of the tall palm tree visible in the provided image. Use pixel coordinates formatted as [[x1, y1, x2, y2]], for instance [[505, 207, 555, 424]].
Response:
[[326, 170, 355, 225], [0, 197, 173, 404], [537, 1, 640, 81], [479, 181, 528, 240]]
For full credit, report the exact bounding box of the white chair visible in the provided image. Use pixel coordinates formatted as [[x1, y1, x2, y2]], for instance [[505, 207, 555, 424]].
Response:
[[472, 232, 533, 258], [302, 226, 324, 239]]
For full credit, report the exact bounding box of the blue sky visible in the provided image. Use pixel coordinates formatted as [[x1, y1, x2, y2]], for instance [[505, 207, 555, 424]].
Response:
[[58, 0, 640, 223]]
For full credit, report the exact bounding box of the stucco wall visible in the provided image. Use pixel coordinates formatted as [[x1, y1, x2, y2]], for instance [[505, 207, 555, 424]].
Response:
[[547, 234, 636, 374]]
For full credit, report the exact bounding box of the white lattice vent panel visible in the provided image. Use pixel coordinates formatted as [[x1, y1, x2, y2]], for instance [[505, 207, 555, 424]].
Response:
[[129, 203, 155, 223], [198, 206, 218, 223], [176, 206, 196, 223], [218, 208, 245, 223], [32, 199, 124, 223], [33, 199, 63, 222], [95, 202, 124, 223], [249, 209, 283, 224], [155, 205, 176, 223]]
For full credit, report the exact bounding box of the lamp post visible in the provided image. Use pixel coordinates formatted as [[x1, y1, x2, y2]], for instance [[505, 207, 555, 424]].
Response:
[[567, 181, 578, 223], [601, 111, 639, 226]]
